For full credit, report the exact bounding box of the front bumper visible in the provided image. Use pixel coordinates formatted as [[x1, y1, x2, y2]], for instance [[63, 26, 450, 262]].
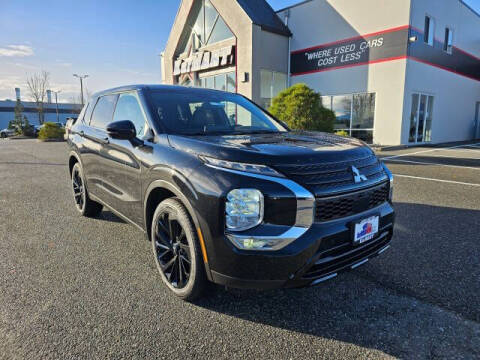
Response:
[[210, 202, 395, 289]]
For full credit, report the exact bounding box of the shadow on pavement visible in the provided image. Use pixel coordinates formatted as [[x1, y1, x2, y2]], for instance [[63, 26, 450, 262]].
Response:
[[195, 202, 480, 358], [98, 211, 126, 224]]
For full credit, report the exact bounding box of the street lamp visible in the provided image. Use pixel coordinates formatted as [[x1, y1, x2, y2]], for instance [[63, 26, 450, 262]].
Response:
[[52, 90, 61, 123], [73, 74, 89, 106]]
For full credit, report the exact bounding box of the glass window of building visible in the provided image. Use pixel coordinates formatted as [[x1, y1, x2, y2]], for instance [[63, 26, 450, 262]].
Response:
[[226, 72, 235, 92], [322, 92, 376, 144], [409, 93, 434, 143], [424, 16, 435, 46], [260, 70, 287, 110], [214, 74, 226, 91], [177, 0, 234, 55], [444, 27, 453, 54], [332, 95, 351, 130], [200, 72, 235, 92]]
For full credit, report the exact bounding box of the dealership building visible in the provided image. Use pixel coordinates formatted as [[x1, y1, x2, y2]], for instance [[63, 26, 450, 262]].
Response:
[[161, 0, 480, 145]]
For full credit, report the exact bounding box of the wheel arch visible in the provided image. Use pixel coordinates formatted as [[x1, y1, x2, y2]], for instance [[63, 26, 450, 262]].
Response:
[[144, 180, 212, 279], [68, 151, 82, 176], [144, 180, 199, 241]]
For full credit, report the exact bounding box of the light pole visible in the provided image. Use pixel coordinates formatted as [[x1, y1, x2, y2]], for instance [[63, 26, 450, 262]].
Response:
[[73, 74, 88, 106], [52, 90, 61, 123]]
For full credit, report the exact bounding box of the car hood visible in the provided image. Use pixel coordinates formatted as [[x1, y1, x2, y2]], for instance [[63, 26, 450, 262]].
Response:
[[168, 131, 374, 166]]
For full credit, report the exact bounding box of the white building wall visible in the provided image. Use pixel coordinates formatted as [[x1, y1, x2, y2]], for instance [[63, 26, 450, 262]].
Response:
[[402, 0, 480, 144], [280, 0, 412, 145], [403, 60, 480, 143]]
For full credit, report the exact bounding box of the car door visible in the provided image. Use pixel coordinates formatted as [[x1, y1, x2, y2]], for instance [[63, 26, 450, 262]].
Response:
[[81, 93, 132, 214], [108, 91, 149, 226]]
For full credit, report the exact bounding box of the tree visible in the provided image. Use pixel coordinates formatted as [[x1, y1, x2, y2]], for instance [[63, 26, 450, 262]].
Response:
[[11, 100, 33, 135], [269, 83, 335, 132], [13, 99, 24, 130], [26, 71, 50, 124]]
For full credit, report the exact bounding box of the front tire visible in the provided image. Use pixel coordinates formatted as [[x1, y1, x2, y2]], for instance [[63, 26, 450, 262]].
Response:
[[71, 162, 103, 217], [151, 198, 207, 301]]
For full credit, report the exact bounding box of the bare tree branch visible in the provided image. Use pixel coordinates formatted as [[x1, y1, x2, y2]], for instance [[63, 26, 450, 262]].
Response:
[[26, 71, 50, 124]]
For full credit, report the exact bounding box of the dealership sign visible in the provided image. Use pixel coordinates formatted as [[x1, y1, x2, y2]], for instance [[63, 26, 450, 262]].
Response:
[[173, 45, 235, 76], [290, 27, 409, 76]]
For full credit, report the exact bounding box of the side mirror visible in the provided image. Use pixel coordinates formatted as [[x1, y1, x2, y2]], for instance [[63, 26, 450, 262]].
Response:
[[106, 120, 136, 140]]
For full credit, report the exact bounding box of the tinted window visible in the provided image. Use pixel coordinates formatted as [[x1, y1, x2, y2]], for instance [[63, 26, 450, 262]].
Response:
[[113, 93, 147, 137], [149, 90, 287, 135], [83, 101, 94, 124], [90, 94, 118, 129]]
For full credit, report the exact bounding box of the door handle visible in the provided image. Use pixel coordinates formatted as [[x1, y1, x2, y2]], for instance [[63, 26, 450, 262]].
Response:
[[100, 137, 110, 145], [79, 130, 84, 136]]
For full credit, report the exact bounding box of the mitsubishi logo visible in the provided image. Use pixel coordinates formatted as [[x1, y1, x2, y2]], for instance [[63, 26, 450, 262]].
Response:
[[351, 166, 367, 183]]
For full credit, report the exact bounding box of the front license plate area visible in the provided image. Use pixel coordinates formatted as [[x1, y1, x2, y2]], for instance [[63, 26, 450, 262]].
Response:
[[353, 216, 379, 244]]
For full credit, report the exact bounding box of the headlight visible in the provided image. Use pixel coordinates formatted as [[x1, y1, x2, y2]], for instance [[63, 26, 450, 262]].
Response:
[[225, 189, 264, 231], [200, 156, 284, 177]]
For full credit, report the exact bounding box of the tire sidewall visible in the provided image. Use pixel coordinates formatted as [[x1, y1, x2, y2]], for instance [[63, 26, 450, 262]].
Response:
[[71, 163, 87, 215], [151, 199, 200, 299]]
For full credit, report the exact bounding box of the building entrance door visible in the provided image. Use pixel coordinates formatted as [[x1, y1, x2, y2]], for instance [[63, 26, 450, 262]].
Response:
[[409, 93, 434, 144]]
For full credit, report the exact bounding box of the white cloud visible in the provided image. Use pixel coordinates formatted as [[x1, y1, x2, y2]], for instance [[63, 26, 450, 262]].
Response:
[[0, 45, 34, 57]]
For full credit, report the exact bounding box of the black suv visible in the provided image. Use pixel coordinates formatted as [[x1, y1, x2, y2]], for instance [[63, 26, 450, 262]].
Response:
[[67, 85, 394, 300]]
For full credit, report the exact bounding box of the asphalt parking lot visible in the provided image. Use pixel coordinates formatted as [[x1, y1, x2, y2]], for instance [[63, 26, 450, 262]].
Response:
[[1, 139, 479, 359]]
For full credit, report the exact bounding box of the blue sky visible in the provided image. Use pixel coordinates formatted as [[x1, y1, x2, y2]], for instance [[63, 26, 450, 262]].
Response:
[[0, 0, 479, 102]]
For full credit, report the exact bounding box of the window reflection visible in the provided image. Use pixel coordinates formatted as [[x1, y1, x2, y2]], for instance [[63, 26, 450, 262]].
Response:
[[322, 92, 376, 144]]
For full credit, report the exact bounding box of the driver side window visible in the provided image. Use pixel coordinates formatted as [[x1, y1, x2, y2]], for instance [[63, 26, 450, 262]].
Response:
[[113, 92, 147, 137]]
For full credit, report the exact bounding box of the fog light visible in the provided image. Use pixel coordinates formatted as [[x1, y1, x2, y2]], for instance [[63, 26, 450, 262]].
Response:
[[225, 189, 263, 231], [242, 238, 268, 249]]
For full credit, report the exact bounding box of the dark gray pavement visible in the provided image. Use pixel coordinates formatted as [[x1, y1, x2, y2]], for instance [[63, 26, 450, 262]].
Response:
[[1, 139, 479, 359]]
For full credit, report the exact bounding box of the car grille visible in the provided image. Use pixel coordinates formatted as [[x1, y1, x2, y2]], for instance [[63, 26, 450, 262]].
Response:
[[315, 182, 389, 222], [302, 230, 391, 279], [274, 154, 386, 195]]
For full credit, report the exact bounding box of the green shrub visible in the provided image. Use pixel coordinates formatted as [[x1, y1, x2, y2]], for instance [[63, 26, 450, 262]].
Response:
[[335, 130, 349, 137], [268, 83, 335, 132], [38, 122, 65, 141]]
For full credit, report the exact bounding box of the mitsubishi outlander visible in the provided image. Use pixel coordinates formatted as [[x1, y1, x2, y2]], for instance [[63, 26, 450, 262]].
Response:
[[67, 85, 394, 300]]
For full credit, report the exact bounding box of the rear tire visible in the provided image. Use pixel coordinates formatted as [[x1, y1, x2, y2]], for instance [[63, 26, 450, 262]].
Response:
[[71, 162, 103, 217], [151, 198, 207, 301]]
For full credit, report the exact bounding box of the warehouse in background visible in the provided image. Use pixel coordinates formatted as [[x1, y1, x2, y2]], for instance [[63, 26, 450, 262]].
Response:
[[0, 88, 82, 130], [162, 0, 480, 145]]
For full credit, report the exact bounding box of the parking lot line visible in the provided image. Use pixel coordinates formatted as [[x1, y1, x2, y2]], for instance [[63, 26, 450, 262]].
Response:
[[384, 158, 480, 171], [422, 153, 480, 160], [382, 142, 480, 160], [393, 174, 480, 187]]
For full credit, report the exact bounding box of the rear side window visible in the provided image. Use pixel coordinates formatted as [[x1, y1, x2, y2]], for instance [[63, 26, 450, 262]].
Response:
[[77, 103, 89, 124], [90, 94, 118, 129], [83, 101, 94, 124]]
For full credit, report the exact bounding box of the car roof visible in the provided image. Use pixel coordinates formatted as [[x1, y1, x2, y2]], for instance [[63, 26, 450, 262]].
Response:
[[91, 84, 231, 99]]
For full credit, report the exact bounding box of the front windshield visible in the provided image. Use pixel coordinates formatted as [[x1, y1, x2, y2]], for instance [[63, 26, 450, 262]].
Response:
[[148, 89, 288, 135]]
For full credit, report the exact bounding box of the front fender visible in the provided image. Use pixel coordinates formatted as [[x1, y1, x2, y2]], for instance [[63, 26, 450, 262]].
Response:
[[144, 176, 213, 280]]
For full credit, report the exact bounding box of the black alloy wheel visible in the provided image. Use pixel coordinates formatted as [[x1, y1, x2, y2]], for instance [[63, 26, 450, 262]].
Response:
[[151, 198, 207, 300], [154, 211, 192, 289], [72, 165, 85, 212], [71, 162, 103, 217]]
